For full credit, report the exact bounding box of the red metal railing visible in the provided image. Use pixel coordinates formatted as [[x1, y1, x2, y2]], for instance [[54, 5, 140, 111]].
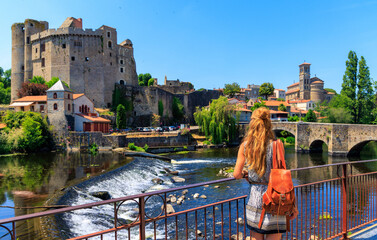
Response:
[[1, 159, 377, 239]]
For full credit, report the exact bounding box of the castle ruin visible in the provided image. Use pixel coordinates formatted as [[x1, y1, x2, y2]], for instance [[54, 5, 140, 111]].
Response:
[[11, 17, 138, 107]]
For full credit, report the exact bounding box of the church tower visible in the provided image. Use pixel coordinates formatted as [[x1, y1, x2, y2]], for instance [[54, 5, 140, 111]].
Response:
[[299, 62, 311, 100]]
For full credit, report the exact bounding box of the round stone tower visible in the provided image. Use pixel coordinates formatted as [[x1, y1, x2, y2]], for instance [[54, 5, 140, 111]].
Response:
[[11, 23, 25, 101], [310, 80, 324, 102]]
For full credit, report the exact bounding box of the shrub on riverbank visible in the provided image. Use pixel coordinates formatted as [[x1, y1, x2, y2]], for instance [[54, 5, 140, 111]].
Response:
[[0, 111, 52, 153], [128, 142, 148, 152]]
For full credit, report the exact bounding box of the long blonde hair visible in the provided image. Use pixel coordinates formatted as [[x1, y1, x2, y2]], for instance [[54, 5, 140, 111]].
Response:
[[244, 107, 274, 177]]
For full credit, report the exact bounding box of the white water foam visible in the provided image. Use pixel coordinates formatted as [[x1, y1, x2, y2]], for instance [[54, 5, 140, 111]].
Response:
[[60, 158, 175, 239]]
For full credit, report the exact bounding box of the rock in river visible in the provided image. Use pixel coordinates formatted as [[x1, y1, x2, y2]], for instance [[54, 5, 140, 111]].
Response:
[[89, 191, 111, 200], [152, 178, 164, 184], [161, 204, 175, 214], [171, 176, 185, 183]]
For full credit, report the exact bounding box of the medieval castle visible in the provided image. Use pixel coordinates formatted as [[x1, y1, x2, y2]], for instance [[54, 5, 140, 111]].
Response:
[[11, 17, 138, 107]]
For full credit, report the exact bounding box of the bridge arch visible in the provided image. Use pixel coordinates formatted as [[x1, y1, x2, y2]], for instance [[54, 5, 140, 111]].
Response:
[[310, 140, 328, 153], [347, 140, 377, 157]]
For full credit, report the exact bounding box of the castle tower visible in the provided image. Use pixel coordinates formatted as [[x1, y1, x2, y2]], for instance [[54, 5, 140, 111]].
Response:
[[11, 19, 48, 101], [11, 23, 25, 101], [299, 62, 311, 100], [23, 19, 48, 82]]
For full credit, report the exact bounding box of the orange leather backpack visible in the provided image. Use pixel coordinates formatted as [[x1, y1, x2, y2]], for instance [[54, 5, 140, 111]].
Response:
[[258, 139, 297, 231]]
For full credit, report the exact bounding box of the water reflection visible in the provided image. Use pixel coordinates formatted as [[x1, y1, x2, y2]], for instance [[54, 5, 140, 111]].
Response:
[[1, 142, 377, 239]]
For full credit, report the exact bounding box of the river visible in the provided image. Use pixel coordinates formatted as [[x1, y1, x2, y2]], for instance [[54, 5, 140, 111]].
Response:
[[1, 143, 377, 239]]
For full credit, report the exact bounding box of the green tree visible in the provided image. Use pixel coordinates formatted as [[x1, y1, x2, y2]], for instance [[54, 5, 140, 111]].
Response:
[[324, 88, 337, 95], [0, 68, 11, 89], [138, 73, 152, 86], [28, 76, 46, 84], [304, 109, 317, 122], [46, 77, 69, 88], [339, 51, 376, 124], [116, 104, 127, 129], [356, 56, 375, 124], [278, 103, 287, 112], [259, 83, 275, 99], [193, 96, 239, 143], [251, 100, 266, 111], [19, 116, 46, 152], [148, 78, 155, 86], [223, 82, 240, 97], [172, 97, 184, 121], [0, 82, 11, 104], [158, 100, 164, 116], [288, 115, 299, 122]]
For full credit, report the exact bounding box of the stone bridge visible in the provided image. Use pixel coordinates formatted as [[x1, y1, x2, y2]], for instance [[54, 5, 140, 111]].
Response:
[[240, 122, 377, 156]]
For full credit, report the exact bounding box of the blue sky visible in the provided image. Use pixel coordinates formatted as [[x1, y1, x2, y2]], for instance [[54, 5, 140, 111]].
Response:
[[1, 0, 377, 93]]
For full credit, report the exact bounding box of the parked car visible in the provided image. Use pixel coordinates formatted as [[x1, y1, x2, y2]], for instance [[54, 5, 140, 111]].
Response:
[[155, 127, 163, 132], [136, 127, 143, 132], [169, 126, 175, 131], [143, 127, 151, 132], [162, 126, 170, 132]]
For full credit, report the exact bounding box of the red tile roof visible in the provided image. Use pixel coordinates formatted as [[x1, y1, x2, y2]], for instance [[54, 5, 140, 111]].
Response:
[[287, 82, 299, 88], [13, 95, 47, 102], [73, 93, 84, 99], [311, 81, 323, 84], [286, 89, 300, 94], [264, 100, 290, 107], [289, 100, 311, 104], [300, 62, 311, 65], [76, 114, 111, 123], [270, 110, 289, 114]]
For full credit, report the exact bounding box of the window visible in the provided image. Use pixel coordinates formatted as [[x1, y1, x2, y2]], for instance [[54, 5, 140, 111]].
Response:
[[71, 56, 75, 61], [53, 93, 57, 99], [21, 65, 24, 71], [67, 94, 70, 99], [85, 57, 89, 61], [120, 68, 124, 73], [30, 23, 34, 27], [120, 59, 124, 64], [40, 105, 44, 112], [79, 106, 82, 112], [41, 43, 45, 52], [41, 58, 45, 67], [74, 41, 82, 47], [62, 43, 66, 49], [120, 80, 125, 85], [107, 32, 111, 38], [21, 106, 24, 111], [35, 48, 38, 53], [109, 53, 112, 57], [54, 103, 58, 110], [110, 62, 112, 66], [26, 37, 30, 44], [68, 104, 71, 111], [107, 103, 111, 108], [108, 41, 112, 48], [31, 106, 34, 111]]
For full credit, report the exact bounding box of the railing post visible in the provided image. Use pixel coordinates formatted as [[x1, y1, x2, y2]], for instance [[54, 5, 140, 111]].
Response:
[[139, 196, 146, 240], [341, 164, 350, 240]]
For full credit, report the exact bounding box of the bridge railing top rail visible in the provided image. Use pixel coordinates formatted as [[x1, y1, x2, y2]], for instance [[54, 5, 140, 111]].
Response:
[[1, 159, 376, 226]]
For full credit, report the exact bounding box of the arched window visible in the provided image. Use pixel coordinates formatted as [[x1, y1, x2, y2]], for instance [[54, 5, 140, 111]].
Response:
[[120, 80, 125, 85], [79, 106, 82, 112], [53, 93, 57, 99], [85, 105, 88, 113], [54, 103, 58, 110], [108, 41, 112, 48], [68, 104, 71, 111]]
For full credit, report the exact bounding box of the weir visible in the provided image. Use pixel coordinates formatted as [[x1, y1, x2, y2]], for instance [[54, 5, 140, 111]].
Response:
[[1, 159, 377, 239]]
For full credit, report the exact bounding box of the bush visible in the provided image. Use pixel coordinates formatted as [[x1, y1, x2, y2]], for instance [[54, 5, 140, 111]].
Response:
[[128, 142, 136, 151], [286, 136, 295, 144], [143, 144, 149, 151], [128, 142, 146, 152], [278, 137, 285, 143], [89, 143, 98, 155]]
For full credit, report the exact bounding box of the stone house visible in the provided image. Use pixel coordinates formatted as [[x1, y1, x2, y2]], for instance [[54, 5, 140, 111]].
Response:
[[9, 80, 110, 133]]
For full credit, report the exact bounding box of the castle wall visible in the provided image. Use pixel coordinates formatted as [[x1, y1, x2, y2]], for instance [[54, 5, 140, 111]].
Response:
[[13, 18, 138, 108]]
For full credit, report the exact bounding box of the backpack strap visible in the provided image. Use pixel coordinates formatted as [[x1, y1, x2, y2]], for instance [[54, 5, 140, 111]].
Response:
[[258, 208, 266, 229], [276, 139, 287, 169], [272, 140, 278, 169]]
